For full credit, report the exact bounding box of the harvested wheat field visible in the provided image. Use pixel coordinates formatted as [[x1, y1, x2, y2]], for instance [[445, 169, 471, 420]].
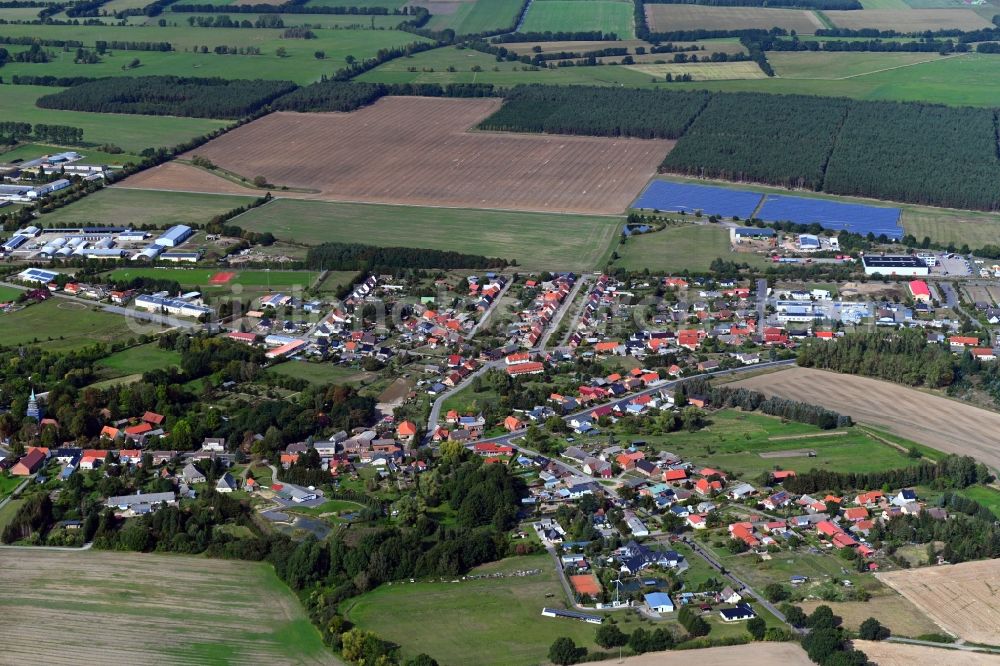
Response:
[[798, 594, 942, 638], [0, 549, 329, 666], [116, 161, 262, 196], [876, 559, 1000, 646], [184, 97, 674, 215], [825, 9, 993, 31], [589, 642, 814, 666], [853, 640, 1000, 666], [645, 4, 823, 33], [732, 366, 1000, 471]]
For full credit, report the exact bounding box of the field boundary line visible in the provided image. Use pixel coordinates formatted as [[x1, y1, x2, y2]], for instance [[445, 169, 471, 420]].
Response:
[[837, 53, 966, 80]]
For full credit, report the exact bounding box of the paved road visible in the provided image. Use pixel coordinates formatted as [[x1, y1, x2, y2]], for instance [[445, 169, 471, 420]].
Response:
[[755, 278, 768, 336], [424, 360, 504, 436], [468, 278, 515, 338], [539, 275, 591, 352], [556, 276, 597, 348]]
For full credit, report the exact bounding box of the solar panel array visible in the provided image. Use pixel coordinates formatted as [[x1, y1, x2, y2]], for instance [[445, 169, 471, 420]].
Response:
[[632, 180, 762, 220]]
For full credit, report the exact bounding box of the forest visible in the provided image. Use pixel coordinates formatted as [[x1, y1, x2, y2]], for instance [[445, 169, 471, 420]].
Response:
[[781, 454, 988, 494], [661, 92, 849, 190], [305, 242, 509, 272], [36, 76, 298, 119], [272, 80, 495, 113], [478, 85, 709, 140], [482, 85, 1000, 210], [684, 380, 852, 429]]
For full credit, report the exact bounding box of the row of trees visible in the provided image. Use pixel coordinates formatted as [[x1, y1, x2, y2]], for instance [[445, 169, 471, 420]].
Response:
[[767, 36, 968, 53], [305, 241, 509, 272], [479, 84, 710, 140], [0, 120, 83, 144], [782, 454, 988, 494], [36, 75, 297, 119], [682, 379, 853, 429], [272, 79, 496, 113]]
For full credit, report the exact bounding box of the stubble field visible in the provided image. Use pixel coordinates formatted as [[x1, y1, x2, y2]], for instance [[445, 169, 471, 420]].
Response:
[[588, 643, 814, 665], [644, 4, 824, 32], [853, 640, 1000, 665], [876, 559, 1000, 645], [825, 8, 993, 30], [0, 549, 328, 665], [732, 366, 1000, 471], [183, 97, 673, 215]]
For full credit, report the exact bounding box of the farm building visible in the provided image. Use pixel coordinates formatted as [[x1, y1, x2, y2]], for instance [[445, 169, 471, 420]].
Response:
[[16, 268, 59, 284], [11, 448, 47, 476], [105, 491, 177, 515], [541, 608, 603, 625], [862, 255, 929, 276], [155, 225, 193, 248], [644, 592, 675, 613], [909, 280, 931, 303]]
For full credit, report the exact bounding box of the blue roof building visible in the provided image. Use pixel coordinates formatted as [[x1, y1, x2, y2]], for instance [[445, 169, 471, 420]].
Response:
[[644, 592, 675, 613]]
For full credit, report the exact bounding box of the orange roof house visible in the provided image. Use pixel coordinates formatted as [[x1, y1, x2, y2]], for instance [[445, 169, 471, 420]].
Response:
[[142, 411, 165, 425], [100, 425, 120, 440], [504, 416, 523, 432], [397, 421, 417, 438]]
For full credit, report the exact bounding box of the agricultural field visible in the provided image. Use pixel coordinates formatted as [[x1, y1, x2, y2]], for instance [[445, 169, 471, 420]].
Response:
[[39, 187, 257, 229], [185, 97, 671, 215], [825, 8, 993, 30], [853, 640, 1000, 665], [615, 223, 769, 273], [520, 0, 635, 38], [732, 366, 1000, 472], [668, 53, 1000, 107], [644, 409, 923, 477], [116, 161, 264, 196], [625, 62, 767, 80], [234, 198, 621, 270], [0, 85, 228, 153], [147, 12, 405, 28], [957, 485, 1000, 517], [425, 0, 526, 34], [877, 559, 1000, 645], [343, 553, 603, 665], [0, 549, 329, 665], [94, 343, 182, 383], [0, 300, 138, 352], [589, 643, 814, 666], [798, 594, 943, 638], [644, 4, 824, 32], [768, 52, 949, 80], [0, 142, 142, 167]]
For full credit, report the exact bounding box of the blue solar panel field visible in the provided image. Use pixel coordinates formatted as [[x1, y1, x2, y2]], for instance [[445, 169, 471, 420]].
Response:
[[757, 195, 903, 239], [632, 180, 763, 220]]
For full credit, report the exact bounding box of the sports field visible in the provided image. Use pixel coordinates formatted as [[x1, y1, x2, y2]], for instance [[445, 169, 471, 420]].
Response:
[[0, 300, 137, 352], [0, 85, 228, 153], [644, 410, 923, 477], [184, 98, 672, 215], [39, 188, 257, 228], [616, 223, 768, 272], [520, 0, 635, 37], [0, 549, 329, 666], [825, 8, 992, 30], [343, 553, 601, 665], [234, 198, 622, 271], [733, 366, 1000, 472], [645, 4, 824, 32], [106, 267, 321, 291], [426, 0, 526, 34]]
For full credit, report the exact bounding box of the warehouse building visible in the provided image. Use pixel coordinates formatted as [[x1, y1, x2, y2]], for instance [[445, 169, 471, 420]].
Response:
[[862, 255, 929, 277], [135, 293, 212, 318], [155, 225, 193, 248]]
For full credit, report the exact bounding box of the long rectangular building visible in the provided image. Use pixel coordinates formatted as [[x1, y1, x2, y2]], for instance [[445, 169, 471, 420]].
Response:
[[134, 294, 212, 318], [862, 255, 929, 277]]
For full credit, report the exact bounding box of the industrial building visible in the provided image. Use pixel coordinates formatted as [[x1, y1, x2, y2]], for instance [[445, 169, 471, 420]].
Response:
[[16, 267, 59, 284], [134, 293, 212, 318], [861, 255, 929, 277], [156, 225, 194, 248], [0, 179, 70, 203]]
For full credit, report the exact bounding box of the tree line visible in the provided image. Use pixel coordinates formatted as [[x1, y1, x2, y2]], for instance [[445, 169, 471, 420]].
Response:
[[491, 30, 620, 43], [36, 75, 297, 119], [305, 242, 509, 272], [680, 377, 852, 429], [782, 454, 988, 494], [272, 80, 496, 112], [169, 1, 409, 14], [0, 120, 83, 144]]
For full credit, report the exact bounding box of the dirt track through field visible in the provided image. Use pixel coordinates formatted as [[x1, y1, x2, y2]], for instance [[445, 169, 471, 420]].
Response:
[[732, 366, 1000, 471], [853, 640, 1000, 666], [182, 97, 673, 215], [877, 559, 1000, 645]]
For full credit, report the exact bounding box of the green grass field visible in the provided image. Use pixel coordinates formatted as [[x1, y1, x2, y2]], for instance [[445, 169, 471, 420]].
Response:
[[0, 85, 229, 152], [235, 199, 622, 271], [957, 485, 1000, 517], [646, 410, 924, 478], [615, 223, 765, 273], [147, 12, 403, 28], [769, 51, 945, 79], [670, 52, 1000, 107], [343, 553, 602, 665], [38, 188, 257, 228], [0, 142, 143, 166], [266, 361, 373, 386], [426, 0, 526, 34], [519, 0, 635, 37], [94, 343, 181, 380], [0, 549, 329, 665], [0, 300, 138, 352], [0, 286, 24, 302]]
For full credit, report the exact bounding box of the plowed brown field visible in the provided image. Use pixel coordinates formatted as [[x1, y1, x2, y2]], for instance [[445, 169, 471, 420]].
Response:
[[732, 366, 1000, 471], [876, 560, 1000, 646], [116, 161, 262, 196], [183, 97, 674, 214], [0, 549, 329, 665]]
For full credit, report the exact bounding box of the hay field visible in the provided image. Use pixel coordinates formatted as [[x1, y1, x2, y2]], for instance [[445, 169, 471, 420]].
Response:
[[825, 8, 993, 30], [185, 97, 672, 215], [876, 560, 1000, 645], [731, 366, 1000, 471], [626, 61, 766, 80], [853, 640, 1000, 665], [645, 4, 823, 32], [0, 549, 328, 666], [588, 643, 814, 666], [798, 594, 942, 638]]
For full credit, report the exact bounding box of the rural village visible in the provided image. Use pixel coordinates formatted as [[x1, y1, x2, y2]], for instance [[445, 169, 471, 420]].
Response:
[[2, 0, 1000, 664]]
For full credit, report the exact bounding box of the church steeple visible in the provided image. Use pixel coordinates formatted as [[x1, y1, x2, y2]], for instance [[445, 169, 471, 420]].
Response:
[[26, 388, 41, 421]]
